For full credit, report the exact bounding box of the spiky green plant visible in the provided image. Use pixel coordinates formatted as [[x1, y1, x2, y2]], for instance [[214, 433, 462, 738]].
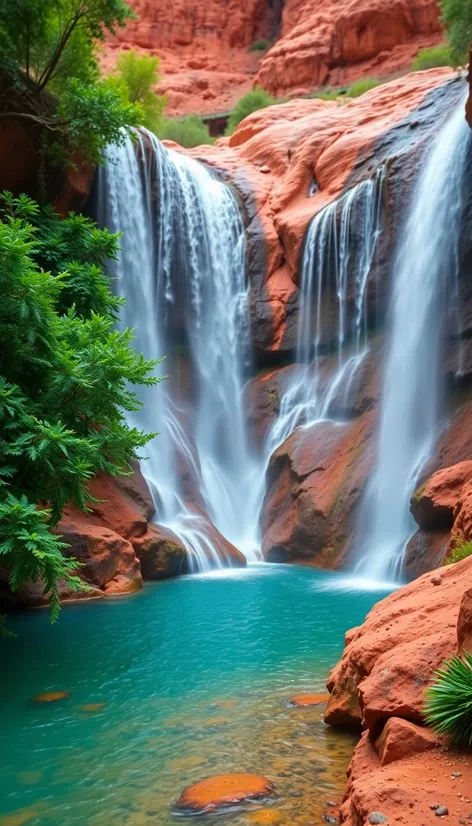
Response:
[[424, 652, 472, 748]]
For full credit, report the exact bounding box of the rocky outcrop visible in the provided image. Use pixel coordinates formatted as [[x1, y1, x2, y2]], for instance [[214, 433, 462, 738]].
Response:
[[325, 556, 472, 730], [257, 0, 443, 97], [410, 461, 472, 530], [102, 0, 444, 116], [326, 555, 472, 825]]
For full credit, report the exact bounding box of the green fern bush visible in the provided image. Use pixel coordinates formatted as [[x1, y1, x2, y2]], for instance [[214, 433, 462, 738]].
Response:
[[424, 652, 472, 748], [0, 192, 160, 619], [345, 78, 381, 98]]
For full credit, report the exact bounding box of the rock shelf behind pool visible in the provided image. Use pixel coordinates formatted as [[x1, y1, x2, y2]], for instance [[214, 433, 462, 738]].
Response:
[[175, 774, 275, 814]]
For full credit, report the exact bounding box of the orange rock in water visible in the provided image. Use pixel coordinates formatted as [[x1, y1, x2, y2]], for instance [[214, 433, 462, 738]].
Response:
[[247, 810, 283, 825], [289, 693, 330, 707], [77, 703, 107, 713], [34, 691, 71, 703], [176, 774, 275, 814]]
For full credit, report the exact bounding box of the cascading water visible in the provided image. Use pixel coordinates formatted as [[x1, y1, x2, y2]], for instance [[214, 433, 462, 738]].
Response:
[[97, 131, 261, 570], [356, 95, 470, 582], [264, 169, 385, 461]]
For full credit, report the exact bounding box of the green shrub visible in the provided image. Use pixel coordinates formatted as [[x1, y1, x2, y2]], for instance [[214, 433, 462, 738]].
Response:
[[156, 116, 214, 148], [446, 538, 472, 565], [248, 40, 271, 52], [346, 77, 381, 98], [108, 49, 167, 133], [0, 192, 160, 619], [440, 0, 472, 66], [424, 651, 472, 748], [412, 44, 453, 70], [225, 86, 277, 135]]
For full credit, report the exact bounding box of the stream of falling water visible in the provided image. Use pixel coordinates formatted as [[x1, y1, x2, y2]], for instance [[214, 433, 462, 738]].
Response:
[[97, 131, 261, 570], [356, 94, 471, 582], [259, 169, 385, 476]]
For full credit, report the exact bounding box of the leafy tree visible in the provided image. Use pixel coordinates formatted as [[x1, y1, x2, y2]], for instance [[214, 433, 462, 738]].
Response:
[[0, 0, 142, 165], [0, 192, 160, 619], [440, 0, 472, 65], [225, 86, 277, 136], [157, 115, 214, 148], [412, 44, 453, 70], [424, 651, 472, 748], [108, 49, 167, 133]]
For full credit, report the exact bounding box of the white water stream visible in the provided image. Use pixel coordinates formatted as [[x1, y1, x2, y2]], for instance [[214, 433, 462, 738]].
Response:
[[356, 95, 470, 581], [97, 131, 260, 570]]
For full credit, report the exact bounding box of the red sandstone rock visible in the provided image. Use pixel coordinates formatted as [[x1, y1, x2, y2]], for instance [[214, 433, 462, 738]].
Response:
[[175, 774, 275, 814], [260, 409, 376, 567], [375, 717, 439, 765], [59, 518, 143, 595], [457, 588, 472, 654], [404, 529, 450, 579], [288, 693, 330, 707], [341, 749, 472, 826], [325, 554, 472, 731], [411, 461, 472, 530], [257, 0, 442, 97], [450, 476, 472, 547]]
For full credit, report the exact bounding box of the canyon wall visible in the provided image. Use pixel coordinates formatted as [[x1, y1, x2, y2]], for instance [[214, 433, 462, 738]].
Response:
[[102, 0, 445, 115]]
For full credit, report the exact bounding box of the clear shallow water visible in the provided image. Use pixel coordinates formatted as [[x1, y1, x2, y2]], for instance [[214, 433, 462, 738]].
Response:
[[0, 566, 386, 826]]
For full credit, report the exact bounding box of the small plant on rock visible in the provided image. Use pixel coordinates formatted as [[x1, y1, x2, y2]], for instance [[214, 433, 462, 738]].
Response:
[[424, 651, 472, 748], [225, 86, 278, 135], [346, 77, 381, 97], [445, 538, 472, 565], [248, 40, 271, 53]]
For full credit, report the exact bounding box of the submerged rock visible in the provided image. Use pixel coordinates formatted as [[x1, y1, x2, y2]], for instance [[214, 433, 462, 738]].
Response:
[[175, 773, 275, 814], [288, 693, 330, 707], [34, 691, 71, 703]]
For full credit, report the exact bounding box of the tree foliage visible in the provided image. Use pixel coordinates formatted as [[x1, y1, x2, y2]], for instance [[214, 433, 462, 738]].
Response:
[[157, 115, 214, 148], [108, 49, 167, 133], [440, 0, 472, 66], [412, 44, 453, 70], [225, 87, 277, 136], [0, 0, 142, 164], [0, 192, 160, 619], [424, 651, 472, 748]]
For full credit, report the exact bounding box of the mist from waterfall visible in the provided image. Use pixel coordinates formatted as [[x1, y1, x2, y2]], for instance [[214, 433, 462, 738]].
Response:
[[97, 131, 261, 570], [356, 95, 470, 582]]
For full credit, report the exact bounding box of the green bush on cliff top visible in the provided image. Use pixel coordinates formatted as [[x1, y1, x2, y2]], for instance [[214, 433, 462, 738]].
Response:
[[345, 77, 381, 98], [225, 86, 278, 135], [156, 116, 214, 148], [424, 651, 472, 748], [446, 538, 472, 565], [412, 44, 453, 70], [0, 192, 160, 620]]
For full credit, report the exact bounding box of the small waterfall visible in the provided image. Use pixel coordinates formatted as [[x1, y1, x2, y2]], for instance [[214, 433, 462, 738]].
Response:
[[356, 95, 470, 582], [97, 131, 260, 570], [265, 169, 385, 459]]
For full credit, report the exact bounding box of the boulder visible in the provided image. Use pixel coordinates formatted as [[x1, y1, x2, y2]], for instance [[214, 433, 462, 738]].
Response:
[[325, 554, 472, 731], [59, 518, 143, 595], [375, 718, 439, 766], [410, 461, 472, 530], [260, 410, 376, 567], [175, 774, 275, 815]]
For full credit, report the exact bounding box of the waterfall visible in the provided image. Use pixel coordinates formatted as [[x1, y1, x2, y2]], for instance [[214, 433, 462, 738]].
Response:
[[264, 169, 385, 459], [97, 131, 260, 570], [356, 95, 470, 582]]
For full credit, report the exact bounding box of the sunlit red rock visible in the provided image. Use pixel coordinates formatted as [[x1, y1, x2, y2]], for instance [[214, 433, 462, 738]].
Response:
[[457, 588, 472, 654], [410, 461, 472, 530], [175, 774, 275, 814], [375, 717, 439, 765], [257, 0, 443, 97], [325, 554, 472, 731]]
